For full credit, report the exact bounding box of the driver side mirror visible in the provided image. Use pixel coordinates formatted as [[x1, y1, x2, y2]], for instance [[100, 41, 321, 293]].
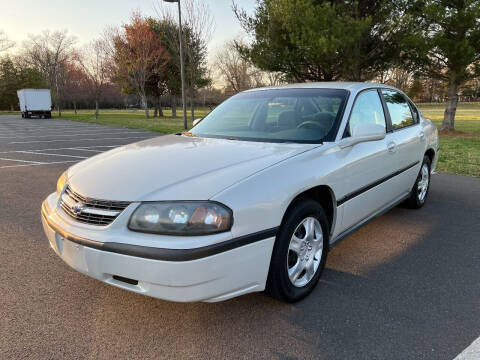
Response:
[[192, 118, 202, 127], [339, 123, 386, 148]]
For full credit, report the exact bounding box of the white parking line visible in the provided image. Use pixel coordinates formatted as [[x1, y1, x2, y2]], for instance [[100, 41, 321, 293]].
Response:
[[0, 160, 79, 169], [0, 130, 149, 139], [16, 151, 87, 159], [0, 126, 107, 132], [0, 145, 119, 154], [454, 336, 480, 360], [0, 157, 44, 164], [68, 148, 103, 153], [9, 136, 151, 144]]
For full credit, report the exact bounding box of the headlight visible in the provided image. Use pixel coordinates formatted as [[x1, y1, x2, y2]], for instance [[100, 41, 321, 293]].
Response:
[[56, 171, 67, 196], [128, 201, 233, 235]]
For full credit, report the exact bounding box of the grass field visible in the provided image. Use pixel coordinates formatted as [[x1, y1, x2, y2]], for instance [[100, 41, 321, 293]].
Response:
[[418, 103, 480, 176], [2, 103, 479, 176], [56, 108, 212, 134]]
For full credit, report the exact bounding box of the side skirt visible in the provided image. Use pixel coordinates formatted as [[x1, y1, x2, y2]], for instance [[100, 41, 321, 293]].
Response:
[[330, 192, 410, 249]]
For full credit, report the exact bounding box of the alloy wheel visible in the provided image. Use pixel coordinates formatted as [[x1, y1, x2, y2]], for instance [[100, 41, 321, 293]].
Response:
[[286, 217, 323, 287], [417, 163, 430, 202]]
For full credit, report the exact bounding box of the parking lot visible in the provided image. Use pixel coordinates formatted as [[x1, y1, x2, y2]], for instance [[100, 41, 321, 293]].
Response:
[[1, 114, 479, 360], [0, 116, 155, 169]]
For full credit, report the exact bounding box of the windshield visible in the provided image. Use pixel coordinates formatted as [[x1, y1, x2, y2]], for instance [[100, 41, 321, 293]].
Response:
[[190, 88, 348, 143]]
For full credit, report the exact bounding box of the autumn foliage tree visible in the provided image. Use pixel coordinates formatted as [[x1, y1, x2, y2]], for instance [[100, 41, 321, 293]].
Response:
[[62, 62, 90, 114], [112, 13, 169, 118]]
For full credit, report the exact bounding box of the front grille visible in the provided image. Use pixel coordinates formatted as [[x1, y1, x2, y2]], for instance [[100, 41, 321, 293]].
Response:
[[60, 185, 130, 226]]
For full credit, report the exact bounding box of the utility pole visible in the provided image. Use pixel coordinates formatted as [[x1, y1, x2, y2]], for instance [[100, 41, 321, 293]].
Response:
[[164, 0, 187, 130]]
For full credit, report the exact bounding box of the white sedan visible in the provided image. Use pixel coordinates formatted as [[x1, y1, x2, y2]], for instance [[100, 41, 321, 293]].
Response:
[[41, 82, 439, 303]]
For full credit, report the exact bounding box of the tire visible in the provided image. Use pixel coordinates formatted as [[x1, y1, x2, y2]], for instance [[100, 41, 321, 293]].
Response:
[[405, 155, 431, 209], [266, 198, 329, 302]]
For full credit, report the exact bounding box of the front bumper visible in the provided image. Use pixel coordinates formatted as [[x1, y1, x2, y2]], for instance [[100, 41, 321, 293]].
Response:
[[41, 193, 276, 302]]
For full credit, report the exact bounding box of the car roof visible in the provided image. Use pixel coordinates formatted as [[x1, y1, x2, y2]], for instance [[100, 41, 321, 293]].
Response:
[[244, 81, 396, 93]]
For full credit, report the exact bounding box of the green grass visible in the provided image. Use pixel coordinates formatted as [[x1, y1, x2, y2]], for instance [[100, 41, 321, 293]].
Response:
[[57, 108, 211, 134], [10, 103, 472, 178], [431, 136, 480, 177], [418, 103, 480, 177], [418, 102, 480, 134]]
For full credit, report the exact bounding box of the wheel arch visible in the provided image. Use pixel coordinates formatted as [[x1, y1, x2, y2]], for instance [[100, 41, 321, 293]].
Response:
[[425, 148, 435, 164], [283, 185, 337, 240]]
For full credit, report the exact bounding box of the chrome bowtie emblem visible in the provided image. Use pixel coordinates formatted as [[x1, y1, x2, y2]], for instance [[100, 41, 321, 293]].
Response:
[[73, 202, 85, 215]]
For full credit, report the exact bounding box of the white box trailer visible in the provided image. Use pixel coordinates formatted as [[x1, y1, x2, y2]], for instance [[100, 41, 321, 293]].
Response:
[[17, 89, 52, 118]]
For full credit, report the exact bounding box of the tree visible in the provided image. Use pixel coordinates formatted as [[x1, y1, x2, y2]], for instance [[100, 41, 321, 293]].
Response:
[[62, 62, 90, 114], [146, 18, 179, 118], [0, 57, 19, 110], [112, 12, 169, 118], [411, 0, 480, 131], [155, 0, 213, 120], [76, 39, 110, 119], [21, 30, 76, 115], [181, 0, 213, 120], [233, 0, 410, 82], [0, 56, 46, 110], [0, 30, 14, 52], [215, 40, 267, 93]]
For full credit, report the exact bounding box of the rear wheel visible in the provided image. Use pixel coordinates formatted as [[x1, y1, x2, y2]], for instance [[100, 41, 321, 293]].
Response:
[[266, 199, 329, 302], [405, 155, 431, 209]]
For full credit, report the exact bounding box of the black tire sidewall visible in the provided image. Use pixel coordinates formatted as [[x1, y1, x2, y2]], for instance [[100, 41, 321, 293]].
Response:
[[267, 199, 329, 302]]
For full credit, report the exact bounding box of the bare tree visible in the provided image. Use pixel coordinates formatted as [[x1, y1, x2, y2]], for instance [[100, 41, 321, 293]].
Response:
[[21, 30, 76, 116], [264, 71, 285, 87], [76, 39, 110, 119], [215, 40, 281, 93], [0, 30, 14, 52]]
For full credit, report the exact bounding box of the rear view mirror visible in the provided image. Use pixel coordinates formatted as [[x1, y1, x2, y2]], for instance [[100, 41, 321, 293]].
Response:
[[339, 123, 386, 148]]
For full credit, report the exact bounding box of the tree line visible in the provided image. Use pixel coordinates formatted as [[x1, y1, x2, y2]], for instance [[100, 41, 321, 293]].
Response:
[[234, 0, 480, 130], [0, 0, 214, 120], [1, 0, 480, 130]]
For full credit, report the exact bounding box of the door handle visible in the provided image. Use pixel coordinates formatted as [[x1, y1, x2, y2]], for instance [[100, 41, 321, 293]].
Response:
[[419, 131, 425, 140], [387, 141, 397, 153]]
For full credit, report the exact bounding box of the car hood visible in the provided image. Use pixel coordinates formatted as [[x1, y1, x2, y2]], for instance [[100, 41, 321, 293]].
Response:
[[67, 135, 318, 201]]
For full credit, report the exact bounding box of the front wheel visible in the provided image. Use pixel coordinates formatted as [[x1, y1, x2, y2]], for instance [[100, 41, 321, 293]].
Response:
[[405, 156, 431, 209], [266, 199, 329, 302]]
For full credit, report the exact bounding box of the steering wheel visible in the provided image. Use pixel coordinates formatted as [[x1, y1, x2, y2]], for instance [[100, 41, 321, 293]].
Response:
[[296, 120, 324, 130]]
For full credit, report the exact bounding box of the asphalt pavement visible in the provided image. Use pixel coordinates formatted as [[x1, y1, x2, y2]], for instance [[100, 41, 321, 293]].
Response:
[[1, 115, 479, 360]]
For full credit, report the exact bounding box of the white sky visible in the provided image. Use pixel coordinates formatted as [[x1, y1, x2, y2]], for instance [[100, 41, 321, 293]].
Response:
[[0, 0, 256, 61]]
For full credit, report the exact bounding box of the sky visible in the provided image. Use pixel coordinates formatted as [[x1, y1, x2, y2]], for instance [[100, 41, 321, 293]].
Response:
[[0, 0, 256, 61]]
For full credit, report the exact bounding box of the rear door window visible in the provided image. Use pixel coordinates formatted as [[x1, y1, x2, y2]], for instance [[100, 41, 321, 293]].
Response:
[[381, 90, 416, 130]]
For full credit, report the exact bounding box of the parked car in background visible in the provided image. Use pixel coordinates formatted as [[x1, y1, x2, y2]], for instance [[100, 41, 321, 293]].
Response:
[[41, 82, 439, 303], [17, 89, 52, 118]]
